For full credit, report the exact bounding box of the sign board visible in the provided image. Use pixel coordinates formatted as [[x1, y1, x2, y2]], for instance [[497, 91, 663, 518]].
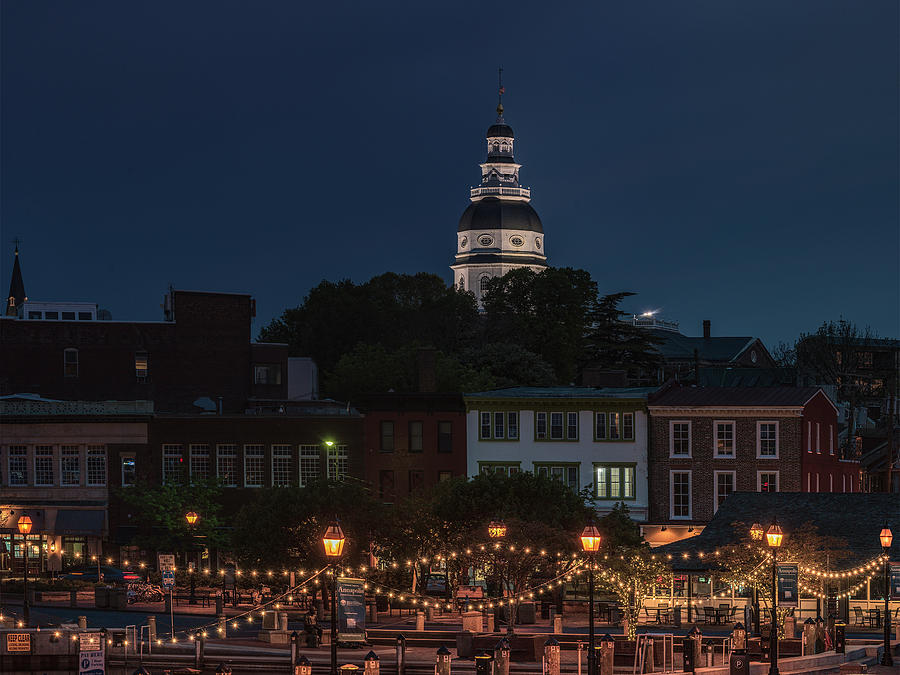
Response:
[[158, 554, 176, 572], [162, 570, 175, 589], [6, 632, 31, 652], [79, 650, 105, 675], [890, 562, 900, 600], [79, 633, 102, 651], [336, 576, 366, 643], [777, 562, 799, 608], [425, 572, 447, 594]]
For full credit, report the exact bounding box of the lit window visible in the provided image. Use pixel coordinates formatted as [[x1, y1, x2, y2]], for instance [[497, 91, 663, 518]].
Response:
[[715, 422, 734, 457], [135, 352, 149, 380], [121, 456, 136, 487], [758, 471, 778, 492], [595, 464, 636, 500], [608, 412, 620, 440]]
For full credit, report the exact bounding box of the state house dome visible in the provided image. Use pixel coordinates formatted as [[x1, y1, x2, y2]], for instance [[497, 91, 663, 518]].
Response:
[[457, 198, 544, 233]]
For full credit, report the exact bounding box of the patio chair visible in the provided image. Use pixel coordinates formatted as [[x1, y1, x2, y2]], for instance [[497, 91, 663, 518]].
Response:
[[852, 607, 865, 626], [703, 607, 717, 624]]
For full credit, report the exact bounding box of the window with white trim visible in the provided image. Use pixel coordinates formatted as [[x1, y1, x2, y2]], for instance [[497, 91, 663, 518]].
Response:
[[566, 412, 578, 440], [758, 471, 778, 492], [714, 471, 735, 511], [478, 462, 520, 476], [272, 445, 292, 487], [507, 412, 518, 440], [816, 423, 821, 453], [162, 444, 183, 485], [670, 421, 691, 457], [35, 446, 54, 486], [671, 470, 691, 519], [9, 446, 27, 485], [757, 422, 778, 458], [595, 464, 636, 500], [480, 412, 518, 440], [536, 464, 579, 491], [623, 413, 634, 440], [595, 412, 607, 440], [715, 421, 735, 457], [536, 412, 547, 439], [539, 411, 579, 440], [480, 412, 491, 439], [608, 412, 620, 440], [244, 445, 264, 487], [61, 446, 80, 486], [86, 446, 106, 486], [327, 445, 348, 480], [190, 444, 210, 482], [494, 412, 505, 439], [216, 444, 237, 487], [299, 445, 320, 487]]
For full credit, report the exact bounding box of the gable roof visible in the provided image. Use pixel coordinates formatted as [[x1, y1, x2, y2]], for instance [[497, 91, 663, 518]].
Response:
[[657, 492, 900, 570], [465, 386, 660, 400], [649, 329, 765, 363], [698, 367, 797, 388], [649, 386, 826, 408]]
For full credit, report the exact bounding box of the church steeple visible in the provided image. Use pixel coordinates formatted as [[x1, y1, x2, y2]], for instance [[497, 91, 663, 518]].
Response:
[[6, 242, 27, 317]]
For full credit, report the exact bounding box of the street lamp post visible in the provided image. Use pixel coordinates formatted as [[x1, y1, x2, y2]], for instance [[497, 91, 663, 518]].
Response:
[[580, 524, 602, 675], [17, 515, 33, 627], [488, 519, 515, 637], [765, 520, 783, 675], [185, 512, 200, 605], [323, 521, 346, 675], [750, 522, 764, 637], [879, 524, 893, 667]]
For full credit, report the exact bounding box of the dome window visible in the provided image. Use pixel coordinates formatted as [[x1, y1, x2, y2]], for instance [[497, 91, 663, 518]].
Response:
[[510, 235, 524, 247], [478, 235, 494, 247], [479, 276, 491, 294]]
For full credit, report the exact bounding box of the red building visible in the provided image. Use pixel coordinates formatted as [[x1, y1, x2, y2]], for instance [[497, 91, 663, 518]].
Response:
[[357, 393, 467, 502], [645, 386, 859, 543]]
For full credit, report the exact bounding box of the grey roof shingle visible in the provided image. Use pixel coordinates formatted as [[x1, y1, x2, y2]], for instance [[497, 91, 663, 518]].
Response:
[[656, 492, 900, 571], [649, 386, 826, 408], [649, 329, 757, 362], [465, 386, 660, 399]]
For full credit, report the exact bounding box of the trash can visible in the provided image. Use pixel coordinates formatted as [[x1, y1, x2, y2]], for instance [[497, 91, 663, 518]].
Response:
[[94, 586, 109, 608], [339, 665, 359, 675]]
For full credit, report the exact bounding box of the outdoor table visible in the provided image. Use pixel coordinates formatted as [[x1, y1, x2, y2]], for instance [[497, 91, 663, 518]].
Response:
[[650, 606, 671, 623], [715, 607, 731, 624]]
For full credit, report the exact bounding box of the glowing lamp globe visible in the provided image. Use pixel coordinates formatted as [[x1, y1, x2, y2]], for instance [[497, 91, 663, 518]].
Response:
[[766, 522, 783, 549], [488, 520, 507, 539], [185, 511, 199, 526], [17, 515, 33, 535], [580, 524, 602, 553], [749, 522, 763, 541], [879, 525, 893, 549], [323, 522, 346, 558]]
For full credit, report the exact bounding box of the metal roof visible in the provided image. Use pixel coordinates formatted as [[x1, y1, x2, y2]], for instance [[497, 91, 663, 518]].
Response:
[[649, 386, 826, 408], [465, 386, 661, 400]]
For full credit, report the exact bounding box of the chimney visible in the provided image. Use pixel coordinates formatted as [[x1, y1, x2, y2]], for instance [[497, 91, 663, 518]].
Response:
[[703, 319, 711, 339]]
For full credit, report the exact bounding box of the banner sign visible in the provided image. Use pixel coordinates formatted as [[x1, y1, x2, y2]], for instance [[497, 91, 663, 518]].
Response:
[[6, 633, 31, 652], [336, 576, 366, 642], [777, 563, 799, 607], [890, 562, 900, 600]]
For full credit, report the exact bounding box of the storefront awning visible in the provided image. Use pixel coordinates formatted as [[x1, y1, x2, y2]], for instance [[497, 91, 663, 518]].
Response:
[[55, 510, 105, 536]]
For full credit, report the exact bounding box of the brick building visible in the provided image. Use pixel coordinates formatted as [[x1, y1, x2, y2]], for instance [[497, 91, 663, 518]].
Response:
[[357, 392, 467, 502], [645, 386, 858, 545]]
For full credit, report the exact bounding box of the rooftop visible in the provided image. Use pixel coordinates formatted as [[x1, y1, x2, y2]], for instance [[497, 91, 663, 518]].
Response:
[[465, 386, 661, 400], [649, 386, 827, 408]]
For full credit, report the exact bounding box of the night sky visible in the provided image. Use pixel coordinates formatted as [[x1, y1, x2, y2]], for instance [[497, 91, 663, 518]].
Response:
[[2, 1, 897, 348]]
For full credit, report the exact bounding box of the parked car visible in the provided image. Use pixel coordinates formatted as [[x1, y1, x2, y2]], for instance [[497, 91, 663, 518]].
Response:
[[59, 566, 144, 583]]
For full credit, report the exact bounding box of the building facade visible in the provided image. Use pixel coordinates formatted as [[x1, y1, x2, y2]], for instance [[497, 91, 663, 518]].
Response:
[[450, 96, 547, 305], [464, 387, 658, 521], [357, 393, 467, 502], [645, 386, 859, 543]]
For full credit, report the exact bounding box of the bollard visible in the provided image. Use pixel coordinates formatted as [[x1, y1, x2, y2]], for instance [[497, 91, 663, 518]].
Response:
[[396, 634, 407, 675], [475, 650, 494, 675], [544, 637, 560, 675], [365, 650, 380, 675], [367, 601, 378, 624], [813, 616, 825, 653], [216, 592, 224, 615], [427, 606, 435, 621], [728, 648, 749, 675], [416, 610, 425, 631], [599, 634, 615, 675], [683, 627, 702, 673], [494, 638, 510, 675], [291, 631, 299, 666], [435, 644, 452, 675], [552, 615, 563, 635], [148, 616, 157, 643], [78, 616, 88, 629], [194, 632, 205, 668], [295, 655, 312, 675], [485, 612, 495, 633], [801, 618, 816, 656], [834, 622, 846, 654], [732, 622, 746, 651]]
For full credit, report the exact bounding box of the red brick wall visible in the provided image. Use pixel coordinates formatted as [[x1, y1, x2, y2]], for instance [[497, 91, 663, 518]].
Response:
[[799, 391, 859, 492], [648, 414, 802, 524]]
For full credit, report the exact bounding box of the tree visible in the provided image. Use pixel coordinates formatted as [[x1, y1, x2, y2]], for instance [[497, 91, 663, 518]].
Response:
[[117, 477, 228, 557], [482, 267, 599, 383], [459, 343, 557, 389], [259, 273, 480, 378], [582, 292, 664, 381], [595, 545, 672, 640]]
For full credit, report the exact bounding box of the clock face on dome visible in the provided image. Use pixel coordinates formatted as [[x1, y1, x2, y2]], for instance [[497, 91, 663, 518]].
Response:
[[478, 235, 494, 247], [510, 235, 524, 247]]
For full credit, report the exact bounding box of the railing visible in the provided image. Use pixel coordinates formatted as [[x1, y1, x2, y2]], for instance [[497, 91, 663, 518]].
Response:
[[469, 186, 531, 199]]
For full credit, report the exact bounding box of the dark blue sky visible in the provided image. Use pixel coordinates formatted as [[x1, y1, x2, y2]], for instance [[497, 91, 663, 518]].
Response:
[[3, 1, 897, 347]]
